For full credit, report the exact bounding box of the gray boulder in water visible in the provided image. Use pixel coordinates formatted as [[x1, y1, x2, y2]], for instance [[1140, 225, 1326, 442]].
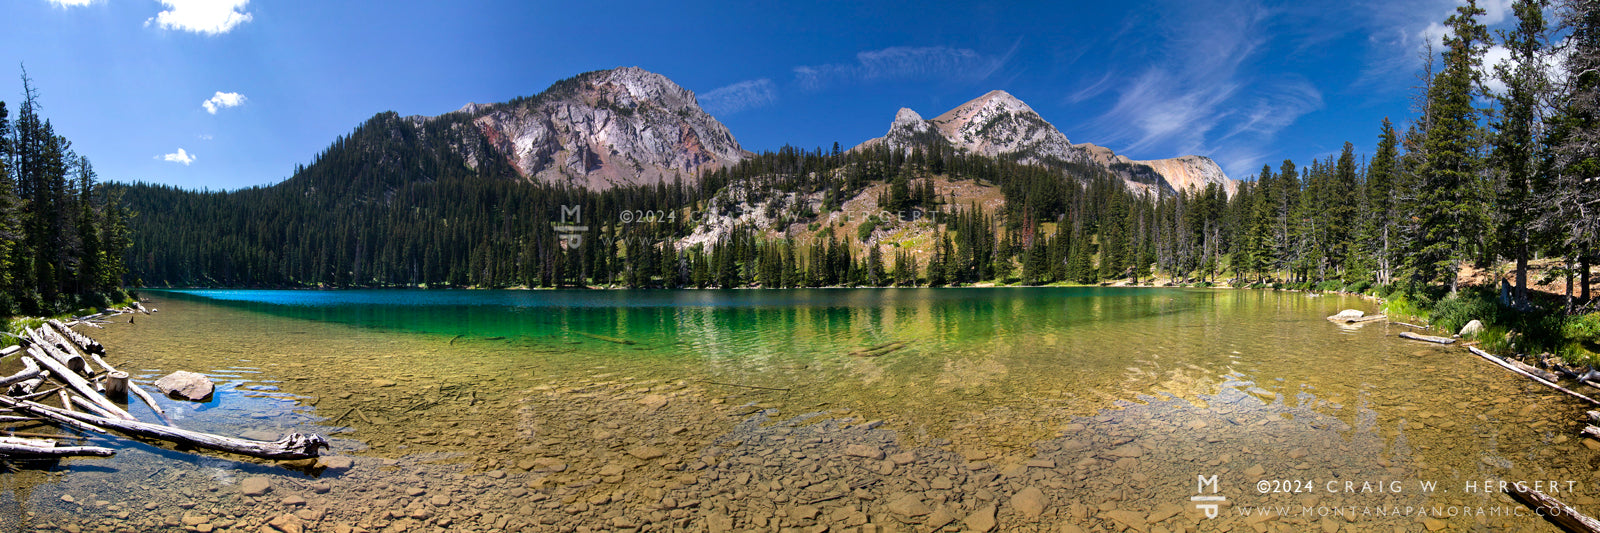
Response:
[[155, 371, 214, 401]]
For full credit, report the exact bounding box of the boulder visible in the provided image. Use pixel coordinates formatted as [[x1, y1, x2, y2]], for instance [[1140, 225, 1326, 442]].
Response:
[[1459, 320, 1485, 337], [155, 371, 214, 402], [1332, 309, 1364, 319]]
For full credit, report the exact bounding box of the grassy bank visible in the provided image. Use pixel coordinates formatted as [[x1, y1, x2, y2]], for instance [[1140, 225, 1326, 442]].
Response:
[[1378, 285, 1600, 366], [1, 289, 139, 349]]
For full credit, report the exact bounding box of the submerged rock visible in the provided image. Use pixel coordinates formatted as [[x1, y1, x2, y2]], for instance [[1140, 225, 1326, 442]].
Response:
[[155, 371, 214, 401]]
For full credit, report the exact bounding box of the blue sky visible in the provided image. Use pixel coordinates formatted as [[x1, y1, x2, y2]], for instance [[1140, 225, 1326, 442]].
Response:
[[6, 0, 1522, 190]]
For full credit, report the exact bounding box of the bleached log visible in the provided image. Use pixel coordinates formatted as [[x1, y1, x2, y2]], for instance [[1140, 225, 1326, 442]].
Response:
[[0, 396, 326, 460], [25, 327, 86, 375], [23, 350, 134, 421], [1469, 346, 1600, 406], [0, 396, 103, 434], [67, 394, 118, 420], [0, 357, 42, 389], [1399, 331, 1456, 344], [47, 320, 103, 355], [0, 436, 114, 458], [1508, 483, 1600, 533], [0, 345, 20, 358]]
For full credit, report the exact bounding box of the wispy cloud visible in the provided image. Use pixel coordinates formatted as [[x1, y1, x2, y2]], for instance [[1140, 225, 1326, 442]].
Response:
[[146, 0, 252, 35], [161, 148, 195, 165], [1086, 0, 1322, 178], [699, 79, 777, 115], [793, 43, 1017, 91], [202, 91, 246, 114], [46, 0, 97, 7]]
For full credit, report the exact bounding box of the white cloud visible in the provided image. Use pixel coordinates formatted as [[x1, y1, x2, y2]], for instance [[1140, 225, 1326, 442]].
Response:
[[147, 0, 252, 35], [198, 134, 214, 140], [202, 91, 246, 114], [793, 43, 1018, 91], [47, 0, 97, 7], [699, 79, 777, 116], [161, 148, 195, 165]]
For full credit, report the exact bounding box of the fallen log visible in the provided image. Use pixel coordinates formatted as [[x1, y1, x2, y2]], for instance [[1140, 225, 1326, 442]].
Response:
[[1332, 314, 1388, 324], [0, 396, 103, 434], [1508, 482, 1600, 533], [1389, 321, 1428, 329], [0, 396, 327, 460], [0, 436, 114, 458], [0, 357, 42, 389], [851, 340, 909, 357], [573, 331, 636, 345], [1399, 331, 1456, 344], [0, 345, 20, 358], [47, 320, 104, 355], [23, 350, 134, 421], [67, 394, 118, 420], [1468, 346, 1600, 406], [1584, 425, 1600, 440], [25, 327, 86, 375], [126, 382, 170, 426]]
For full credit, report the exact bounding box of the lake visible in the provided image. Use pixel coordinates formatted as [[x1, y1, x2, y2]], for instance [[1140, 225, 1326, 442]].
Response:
[[0, 287, 1591, 532]]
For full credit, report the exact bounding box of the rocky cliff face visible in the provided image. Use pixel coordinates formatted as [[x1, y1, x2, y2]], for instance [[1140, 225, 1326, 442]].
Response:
[[855, 90, 1237, 196], [424, 67, 748, 190]]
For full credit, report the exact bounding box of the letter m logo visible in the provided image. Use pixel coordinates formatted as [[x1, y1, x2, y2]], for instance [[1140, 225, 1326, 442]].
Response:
[[560, 205, 582, 224], [1198, 475, 1219, 494]]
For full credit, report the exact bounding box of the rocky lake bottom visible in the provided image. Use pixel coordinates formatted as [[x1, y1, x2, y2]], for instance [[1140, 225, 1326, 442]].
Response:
[[0, 289, 1596, 532]]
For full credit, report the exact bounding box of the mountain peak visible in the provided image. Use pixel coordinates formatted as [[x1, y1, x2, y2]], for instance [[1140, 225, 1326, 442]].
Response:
[[453, 66, 746, 189], [854, 90, 1235, 196], [968, 90, 1034, 115], [892, 107, 925, 127]]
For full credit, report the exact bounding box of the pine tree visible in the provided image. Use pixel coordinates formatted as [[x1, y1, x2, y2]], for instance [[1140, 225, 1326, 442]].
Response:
[[1489, 0, 1549, 305], [1414, 1, 1490, 293], [1368, 119, 1401, 286]]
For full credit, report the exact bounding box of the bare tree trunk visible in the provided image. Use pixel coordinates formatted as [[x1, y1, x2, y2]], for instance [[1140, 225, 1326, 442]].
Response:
[[1583, 254, 1592, 303]]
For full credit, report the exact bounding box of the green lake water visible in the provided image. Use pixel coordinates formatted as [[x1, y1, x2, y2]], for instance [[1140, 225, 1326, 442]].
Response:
[[1, 287, 1595, 532]]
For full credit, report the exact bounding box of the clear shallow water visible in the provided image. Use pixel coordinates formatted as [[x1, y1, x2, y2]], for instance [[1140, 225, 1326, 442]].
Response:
[[0, 288, 1595, 531]]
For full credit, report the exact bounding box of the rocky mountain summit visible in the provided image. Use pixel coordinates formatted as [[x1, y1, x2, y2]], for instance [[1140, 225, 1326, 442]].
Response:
[[856, 90, 1237, 196], [423, 67, 748, 190]]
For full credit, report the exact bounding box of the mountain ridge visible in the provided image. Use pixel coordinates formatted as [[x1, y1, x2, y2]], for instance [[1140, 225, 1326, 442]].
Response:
[[854, 90, 1238, 196]]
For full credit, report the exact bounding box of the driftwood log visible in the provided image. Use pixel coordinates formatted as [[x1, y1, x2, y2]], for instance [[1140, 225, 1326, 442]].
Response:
[[1467, 346, 1600, 406], [0, 345, 20, 358], [1507, 483, 1600, 533], [0, 357, 42, 389], [0, 436, 114, 458], [25, 327, 86, 375], [23, 350, 134, 421], [48, 320, 104, 355], [0, 396, 327, 460], [1327, 314, 1388, 324], [1399, 331, 1456, 344]]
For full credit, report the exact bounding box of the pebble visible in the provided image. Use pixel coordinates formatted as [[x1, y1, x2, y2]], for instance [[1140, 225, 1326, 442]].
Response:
[[317, 456, 354, 471], [885, 494, 931, 517], [844, 444, 885, 460], [240, 477, 271, 497], [629, 445, 667, 460], [1010, 487, 1046, 518], [281, 495, 306, 506], [431, 494, 451, 506], [964, 504, 997, 532]]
